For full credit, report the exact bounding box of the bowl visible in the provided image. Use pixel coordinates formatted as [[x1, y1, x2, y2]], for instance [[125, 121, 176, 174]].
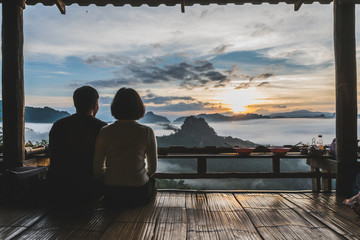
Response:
[[234, 147, 254, 156], [269, 147, 290, 155]]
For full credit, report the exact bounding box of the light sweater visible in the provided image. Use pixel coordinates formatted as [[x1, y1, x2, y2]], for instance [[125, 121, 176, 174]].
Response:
[[93, 120, 157, 187]]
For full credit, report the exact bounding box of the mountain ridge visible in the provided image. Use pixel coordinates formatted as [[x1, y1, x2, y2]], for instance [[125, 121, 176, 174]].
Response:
[[173, 109, 335, 123]]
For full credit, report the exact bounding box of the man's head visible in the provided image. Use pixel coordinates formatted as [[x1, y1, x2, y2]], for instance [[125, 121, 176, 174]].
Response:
[[73, 86, 99, 116]]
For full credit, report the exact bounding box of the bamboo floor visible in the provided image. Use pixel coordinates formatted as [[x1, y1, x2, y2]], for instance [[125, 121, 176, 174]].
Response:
[[1, 191, 360, 240]]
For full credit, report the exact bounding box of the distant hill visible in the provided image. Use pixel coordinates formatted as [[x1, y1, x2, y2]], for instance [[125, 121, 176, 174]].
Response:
[[173, 110, 335, 123], [268, 110, 335, 118], [0, 101, 70, 123], [173, 113, 268, 123], [157, 116, 257, 148], [25, 106, 70, 123], [139, 111, 170, 124]]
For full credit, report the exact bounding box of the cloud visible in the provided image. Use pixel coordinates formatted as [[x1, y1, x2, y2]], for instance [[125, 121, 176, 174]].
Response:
[[247, 22, 275, 37], [257, 82, 270, 87], [83, 54, 130, 67], [235, 72, 274, 89], [82, 57, 231, 89], [201, 71, 227, 81], [148, 102, 210, 112], [212, 44, 232, 55], [257, 73, 273, 79], [235, 82, 251, 90], [143, 93, 195, 105], [76, 78, 137, 88], [274, 105, 287, 108], [141, 92, 225, 113]]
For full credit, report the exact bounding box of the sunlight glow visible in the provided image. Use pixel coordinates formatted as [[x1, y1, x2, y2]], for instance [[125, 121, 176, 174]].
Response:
[[220, 89, 260, 114]]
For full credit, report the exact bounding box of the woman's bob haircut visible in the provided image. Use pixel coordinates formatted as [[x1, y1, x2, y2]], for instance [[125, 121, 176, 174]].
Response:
[[111, 88, 145, 120]]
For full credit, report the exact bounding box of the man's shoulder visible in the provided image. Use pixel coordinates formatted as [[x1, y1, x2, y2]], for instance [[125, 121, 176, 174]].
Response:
[[92, 117, 108, 128], [52, 115, 74, 127], [52, 114, 106, 129]]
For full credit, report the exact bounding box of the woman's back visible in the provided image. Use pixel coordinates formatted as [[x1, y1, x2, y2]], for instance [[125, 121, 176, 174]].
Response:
[[94, 120, 157, 187]]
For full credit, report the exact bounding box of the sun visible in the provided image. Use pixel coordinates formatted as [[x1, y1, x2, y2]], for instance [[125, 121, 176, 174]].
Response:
[[220, 89, 259, 114]]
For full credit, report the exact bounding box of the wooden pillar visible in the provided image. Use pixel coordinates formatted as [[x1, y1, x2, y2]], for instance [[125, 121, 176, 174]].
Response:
[[334, 0, 358, 197], [2, 0, 25, 168]]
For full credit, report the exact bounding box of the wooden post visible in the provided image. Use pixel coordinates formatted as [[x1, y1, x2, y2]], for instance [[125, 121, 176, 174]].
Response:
[[311, 167, 321, 192], [2, 0, 25, 168], [272, 156, 280, 173], [197, 157, 207, 176], [322, 170, 332, 193], [334, 0, 358, 197]]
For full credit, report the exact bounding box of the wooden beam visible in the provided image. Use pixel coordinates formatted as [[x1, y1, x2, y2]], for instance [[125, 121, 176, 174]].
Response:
[[294, 0, 302, 11], [2, 0, 25, 169], [334, 0, 358, 197], [55, 0, 66, 14]]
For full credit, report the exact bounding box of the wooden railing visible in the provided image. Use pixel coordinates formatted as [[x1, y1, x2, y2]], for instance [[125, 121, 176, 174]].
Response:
[[154, 147, 339, 192], [2, 146, 346, 192]]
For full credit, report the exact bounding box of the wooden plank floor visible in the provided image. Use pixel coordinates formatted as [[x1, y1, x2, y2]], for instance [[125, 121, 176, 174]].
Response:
[[1, 192, 359, 240]]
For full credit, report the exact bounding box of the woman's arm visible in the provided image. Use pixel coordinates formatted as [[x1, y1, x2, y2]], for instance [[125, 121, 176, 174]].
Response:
[[146, 127, 157, 177], [93, 130, 107, 177]]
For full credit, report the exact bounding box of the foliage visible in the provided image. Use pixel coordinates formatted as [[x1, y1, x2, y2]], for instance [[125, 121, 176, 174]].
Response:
[[25, 139, 48, 148]]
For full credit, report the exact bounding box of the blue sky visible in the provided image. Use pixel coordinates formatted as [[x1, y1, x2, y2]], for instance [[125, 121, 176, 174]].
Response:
[[1, 3, 360, 121]]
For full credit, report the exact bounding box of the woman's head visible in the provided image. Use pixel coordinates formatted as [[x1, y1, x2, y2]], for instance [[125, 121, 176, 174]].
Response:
[[111, 88, 145, 120]]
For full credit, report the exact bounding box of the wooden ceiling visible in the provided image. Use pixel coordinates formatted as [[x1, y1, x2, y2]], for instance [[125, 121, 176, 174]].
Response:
[[5, 0, 338, 7]]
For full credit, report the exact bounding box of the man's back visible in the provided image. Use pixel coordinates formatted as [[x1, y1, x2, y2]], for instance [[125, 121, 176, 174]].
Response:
[[47, 113, 107, 200]]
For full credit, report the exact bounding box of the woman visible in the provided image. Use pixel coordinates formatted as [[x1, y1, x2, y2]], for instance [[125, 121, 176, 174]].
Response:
[[93, 88, 157, 207]]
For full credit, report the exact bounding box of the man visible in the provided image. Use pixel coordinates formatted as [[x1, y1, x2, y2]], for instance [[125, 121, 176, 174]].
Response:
[[46, 86, 107, 204]]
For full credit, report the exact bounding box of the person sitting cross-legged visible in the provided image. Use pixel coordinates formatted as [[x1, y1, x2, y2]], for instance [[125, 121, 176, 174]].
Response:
[[46, 86, 107, 206], [93, 88, 157, 208]]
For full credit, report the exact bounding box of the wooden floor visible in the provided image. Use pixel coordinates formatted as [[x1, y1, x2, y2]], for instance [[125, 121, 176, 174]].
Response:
[[1, 191, 360, 240]]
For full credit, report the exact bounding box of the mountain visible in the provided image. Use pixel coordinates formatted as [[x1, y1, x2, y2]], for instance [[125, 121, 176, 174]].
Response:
[[173, 113, 268, 123], [25, 106, 70, 123], [268, 110, 335, 118], [173, 110, 335, 123], [157, 116, 257, 147], [0, 101, 70, 123], [139, 111, 170, 123]]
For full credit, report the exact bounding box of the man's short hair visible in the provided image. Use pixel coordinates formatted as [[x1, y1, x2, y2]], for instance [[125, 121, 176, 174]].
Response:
[[73, 86, 99, 114], [111, 88, 145, 120]]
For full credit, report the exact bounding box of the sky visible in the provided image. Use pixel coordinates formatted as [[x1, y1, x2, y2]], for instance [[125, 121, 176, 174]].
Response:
[[1, 3, 360, 121]]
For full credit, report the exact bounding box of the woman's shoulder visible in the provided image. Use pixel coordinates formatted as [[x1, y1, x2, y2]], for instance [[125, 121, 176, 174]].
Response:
[[98, 122, 116, 132], [134, 122, 155, 132]]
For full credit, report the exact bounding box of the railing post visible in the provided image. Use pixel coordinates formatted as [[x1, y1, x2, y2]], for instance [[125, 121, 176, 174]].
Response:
[[197, 157, 207, 176], [322, 170, 332, 192], [272, 156, 280, 173], [311, 167, 321, 192]]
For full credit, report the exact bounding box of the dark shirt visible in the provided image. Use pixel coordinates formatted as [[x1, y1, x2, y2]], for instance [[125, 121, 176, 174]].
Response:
[[47, 114, 107, 194]]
